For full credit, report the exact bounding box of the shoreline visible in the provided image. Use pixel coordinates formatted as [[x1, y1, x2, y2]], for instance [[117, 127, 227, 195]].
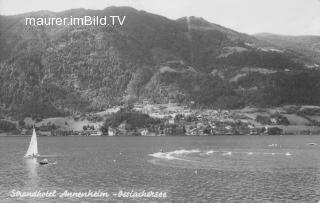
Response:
[[2, 104, 320, 137], [1, 133, 319, 137]]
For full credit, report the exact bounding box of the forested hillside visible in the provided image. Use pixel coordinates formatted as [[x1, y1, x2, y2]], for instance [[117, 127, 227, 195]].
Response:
[[0, 7, 319, 119]]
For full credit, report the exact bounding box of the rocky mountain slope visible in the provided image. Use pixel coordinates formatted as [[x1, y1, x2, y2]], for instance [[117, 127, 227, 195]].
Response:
[[0, 7, 319, 119]]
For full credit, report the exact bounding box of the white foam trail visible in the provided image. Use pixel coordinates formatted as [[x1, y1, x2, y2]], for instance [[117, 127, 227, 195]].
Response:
[[149, 149, 200, 161], [206, 150, 215, 155], [149, 149, 293, 161], [149, 152, 180, 160], [172, 149, 200, 154], [222, 152, 232, 156]]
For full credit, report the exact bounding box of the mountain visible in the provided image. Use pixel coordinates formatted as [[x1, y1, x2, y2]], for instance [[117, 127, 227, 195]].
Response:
[[255, 33, 320, 64], [0, 7, 320, 119]]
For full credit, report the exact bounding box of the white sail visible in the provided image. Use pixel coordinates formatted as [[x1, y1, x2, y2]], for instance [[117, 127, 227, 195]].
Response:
[[25, 128, 39, 158]]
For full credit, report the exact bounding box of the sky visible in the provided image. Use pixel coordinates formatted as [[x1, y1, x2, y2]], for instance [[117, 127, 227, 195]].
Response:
[[0, 0, 320, 35]]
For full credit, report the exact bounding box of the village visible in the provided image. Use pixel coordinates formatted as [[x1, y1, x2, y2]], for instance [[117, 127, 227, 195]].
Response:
[[101, 101, 320, 137], [104, 101, 284, 137], [6, 100, 320, 137]]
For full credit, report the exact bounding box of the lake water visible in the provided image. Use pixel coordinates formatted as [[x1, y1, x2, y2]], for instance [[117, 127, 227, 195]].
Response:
[[1, 135, 320, 202]]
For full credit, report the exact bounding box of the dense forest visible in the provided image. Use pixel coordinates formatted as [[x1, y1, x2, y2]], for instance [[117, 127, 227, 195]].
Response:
[[0, 7, 320, 119]]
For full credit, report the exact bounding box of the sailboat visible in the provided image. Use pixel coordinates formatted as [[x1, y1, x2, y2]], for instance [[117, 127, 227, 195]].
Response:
[[24, 128, 40, 158]]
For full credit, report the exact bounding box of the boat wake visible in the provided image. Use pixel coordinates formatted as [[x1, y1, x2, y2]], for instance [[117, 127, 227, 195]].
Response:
[[149, 149, 294, 171], [149, 149, 200, 161], [42, 162, 57, 166]]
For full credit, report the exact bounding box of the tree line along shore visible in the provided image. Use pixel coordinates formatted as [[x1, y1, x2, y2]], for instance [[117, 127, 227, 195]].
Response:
[[1, 103, 320, 136]]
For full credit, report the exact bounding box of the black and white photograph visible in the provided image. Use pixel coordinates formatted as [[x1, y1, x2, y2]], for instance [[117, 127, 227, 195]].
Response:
[[1, 0, 320, 202]]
